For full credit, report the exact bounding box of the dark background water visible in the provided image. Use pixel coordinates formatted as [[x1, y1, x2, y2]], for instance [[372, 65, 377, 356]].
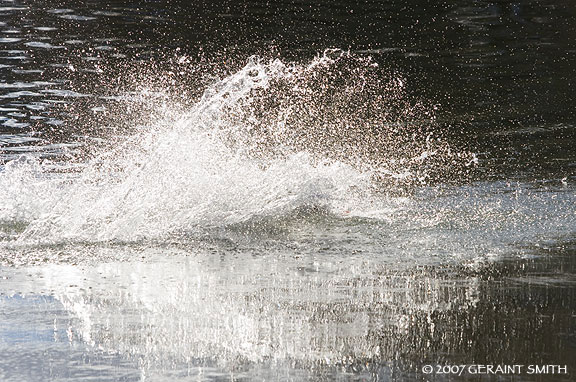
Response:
[[2, 0, 576, 157], [1, 1, 576, 381]]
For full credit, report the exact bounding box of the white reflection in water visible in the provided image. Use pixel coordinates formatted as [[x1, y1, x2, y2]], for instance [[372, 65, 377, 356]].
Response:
[[4, 248, 481, 373]]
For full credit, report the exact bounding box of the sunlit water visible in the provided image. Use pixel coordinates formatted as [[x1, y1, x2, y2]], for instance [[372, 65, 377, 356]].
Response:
[[1, 0, 576, 381]]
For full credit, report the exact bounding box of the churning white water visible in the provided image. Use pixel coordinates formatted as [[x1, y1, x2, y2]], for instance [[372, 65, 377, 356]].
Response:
[[0, 51, 573, 262]]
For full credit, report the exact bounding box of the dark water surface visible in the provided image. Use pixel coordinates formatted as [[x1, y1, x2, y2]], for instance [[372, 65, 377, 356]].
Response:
[[0, 0, 575, 381]]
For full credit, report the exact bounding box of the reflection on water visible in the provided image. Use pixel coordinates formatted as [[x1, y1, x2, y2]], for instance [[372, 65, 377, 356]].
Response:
[[0, 179, 574, 381], [0, 241, 575, 381]]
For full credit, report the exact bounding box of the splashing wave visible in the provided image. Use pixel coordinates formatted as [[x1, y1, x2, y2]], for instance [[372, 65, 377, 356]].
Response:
[[0, 50, 474, 244]]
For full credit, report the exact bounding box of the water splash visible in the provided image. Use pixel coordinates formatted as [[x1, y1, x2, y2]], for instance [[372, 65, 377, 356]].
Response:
[[1, 50, 475, 245]]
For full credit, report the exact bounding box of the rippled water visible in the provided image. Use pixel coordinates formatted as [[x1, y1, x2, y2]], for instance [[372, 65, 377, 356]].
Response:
[[1, 0, 575, 381]]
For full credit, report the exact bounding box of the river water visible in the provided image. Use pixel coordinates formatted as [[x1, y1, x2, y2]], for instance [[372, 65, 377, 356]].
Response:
[[0, 0, 575, 381]]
